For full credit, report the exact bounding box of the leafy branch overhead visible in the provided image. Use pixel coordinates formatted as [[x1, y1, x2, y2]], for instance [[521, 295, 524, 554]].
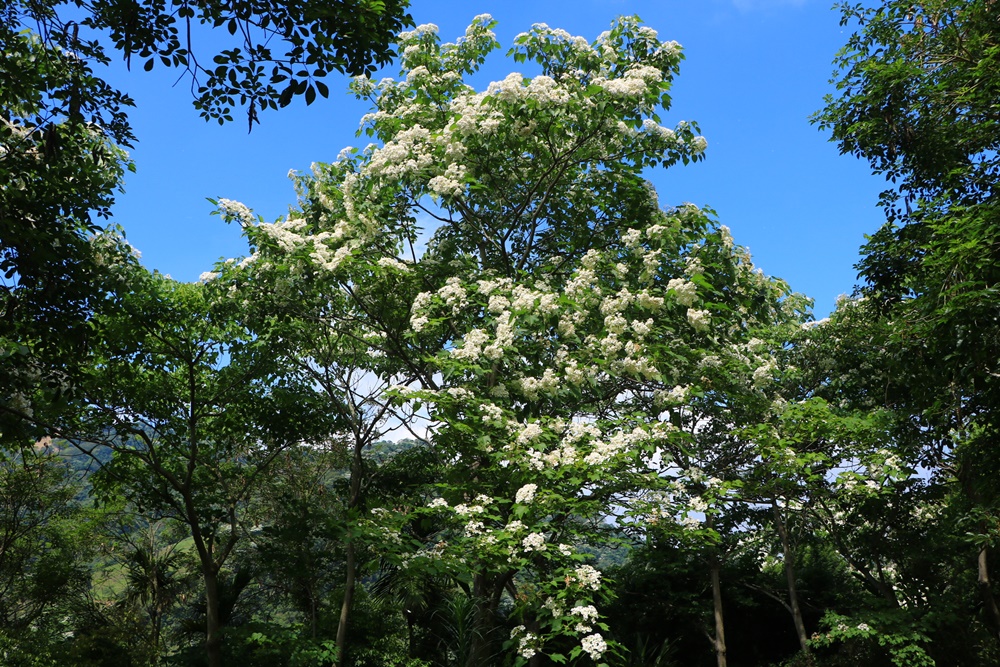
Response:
[[0, 0, 411, 448], [6, 0, 413, 133]]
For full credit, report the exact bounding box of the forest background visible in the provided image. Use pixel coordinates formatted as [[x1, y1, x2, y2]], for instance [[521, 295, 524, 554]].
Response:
[[2, 0, 999, 666]]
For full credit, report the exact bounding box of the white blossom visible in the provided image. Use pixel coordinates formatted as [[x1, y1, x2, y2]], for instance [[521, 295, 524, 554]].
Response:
[[684, 256, 704, 277], [752, 360, 777, 388], [522, 532, 547, 552], [218, 198, 254, 225], [667, 278, 697, 306], [581, 633, 607, 660], [574, 565, 602, 590], [451, 329, 489, 360], [515, 483, 538, 504], [687, 308, 711, 332], [517, 422, 544, 444], [377, 257, 410, 272]]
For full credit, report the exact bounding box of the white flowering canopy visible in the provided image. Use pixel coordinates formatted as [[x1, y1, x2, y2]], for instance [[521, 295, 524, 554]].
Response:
[[216, 15, 807, 665]]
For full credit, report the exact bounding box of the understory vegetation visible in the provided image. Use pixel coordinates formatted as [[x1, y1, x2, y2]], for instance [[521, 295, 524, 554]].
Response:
[[3, 2, 1000, 665]]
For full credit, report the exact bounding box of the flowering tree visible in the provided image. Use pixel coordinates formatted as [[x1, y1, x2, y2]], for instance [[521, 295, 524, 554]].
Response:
[[219, 15, 801, 665]]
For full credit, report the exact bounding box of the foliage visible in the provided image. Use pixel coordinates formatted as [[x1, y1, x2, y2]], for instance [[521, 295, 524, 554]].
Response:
[[4, 0, 413, 130], [0, 23, 133, 447], [211, 14, 806, 665], [816, 0, 1000, 214], [55, 260, 339, 666], [809, 611, 934, 667], [0, 0, 413, 456], [818, 3, 1000, 658], [0, 447, 100, 663], [9, 3, 1000, 666]]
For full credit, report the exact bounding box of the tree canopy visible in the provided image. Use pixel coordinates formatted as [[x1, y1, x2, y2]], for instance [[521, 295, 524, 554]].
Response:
[[0, 0, 413, 449], [4, 3, 1000, 666]]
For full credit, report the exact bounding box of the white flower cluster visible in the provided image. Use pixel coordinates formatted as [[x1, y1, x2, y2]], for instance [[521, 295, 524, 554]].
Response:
[[571, 604, 599, 633], [573, 565, 602, 591], [752, 359, 777, 388], [451, 328, 489, 360], [637, 290, 665, 310], [543, 596, 564, 618], [510, 626, 538, 659], [258, 217, 308, 254], [581, 633, 607, 660], [481, 402, 504, 425], [517, 422, 544, 445], [428, 162, 467, 198], [454, 502, 486, 516], [438, 277, 468, 312], [376, 256, 410, 272], [409, 291, 433, 331], [365, 124, 434, 182], [687, 308, 711, 332], [667, 277, 697, 306], [310, 243, 352, 273], [518, 368, 560, 401], [594, 64, 661, 97], [684, 256, 704, 277], [218, 198, 254, 225], [522, 532, 547, 552], [515, 483, 537, 504], [583, 426, 647, 466]]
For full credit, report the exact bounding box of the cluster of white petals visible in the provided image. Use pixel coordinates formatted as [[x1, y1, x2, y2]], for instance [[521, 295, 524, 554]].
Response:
[[522, 532, 547, 552], [510, 626, 538, 659], [218, 198, 254, 225], [571, 604, 599, 633], [687, 308, 711, 332], [581, 633, 608, 659], [515, 483, 537, 504], [667, 277, 698, 306], [573, 565, 603, 591]]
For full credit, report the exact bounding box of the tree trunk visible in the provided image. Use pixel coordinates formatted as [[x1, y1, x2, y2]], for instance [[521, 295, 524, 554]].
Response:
[[151, 605, 163, 666], [406, 612, 415, 659], [466, 574, 497, 667], [772, 499, 811, 661], [336, 539, 357, 666], [705, 514, 727, 667], [978, 542, 1000, 640], [310, 586, 318, 640], [710, 556, 728, 667], [336, 440, 365, 667], [203, 565, 223, 667]]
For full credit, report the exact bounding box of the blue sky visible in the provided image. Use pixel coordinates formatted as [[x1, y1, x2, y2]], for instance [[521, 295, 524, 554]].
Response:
[[103, 0, 885, 316]]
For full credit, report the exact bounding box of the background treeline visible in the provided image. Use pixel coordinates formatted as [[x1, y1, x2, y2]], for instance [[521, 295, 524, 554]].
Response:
[[4, 414, 1000, 667], [4, 0, 1000, 666]]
